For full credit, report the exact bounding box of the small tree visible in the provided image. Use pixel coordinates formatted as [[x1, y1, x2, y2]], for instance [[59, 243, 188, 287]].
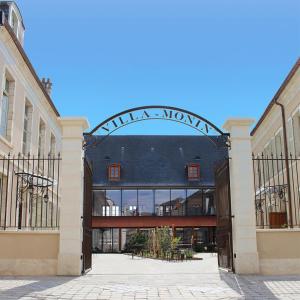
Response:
[[171, 236, 181, 251], [156, 226, 172, 258]]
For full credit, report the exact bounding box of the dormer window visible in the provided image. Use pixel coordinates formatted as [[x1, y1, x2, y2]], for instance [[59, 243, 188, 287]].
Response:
[[11, 10, 18, 36], [187, 163, 200, 180], [0, 2, 25, 46], [108, 163, 121, 181]]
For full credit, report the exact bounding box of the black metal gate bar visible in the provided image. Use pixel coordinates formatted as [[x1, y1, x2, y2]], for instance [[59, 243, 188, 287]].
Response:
[[82, 158, 93, 273], [215, 159, 234, 272]]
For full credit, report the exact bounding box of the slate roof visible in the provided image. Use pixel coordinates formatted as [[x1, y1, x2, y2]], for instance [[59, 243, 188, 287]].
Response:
[[85, 135, 228, 187]]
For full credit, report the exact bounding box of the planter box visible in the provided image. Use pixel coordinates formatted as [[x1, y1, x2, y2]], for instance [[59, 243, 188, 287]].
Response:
[[269, 212, 287, 228]]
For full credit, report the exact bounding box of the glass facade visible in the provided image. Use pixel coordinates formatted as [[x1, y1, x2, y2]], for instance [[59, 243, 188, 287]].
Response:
[[92, 227, 216, 253], [93, 188, 215, 217]]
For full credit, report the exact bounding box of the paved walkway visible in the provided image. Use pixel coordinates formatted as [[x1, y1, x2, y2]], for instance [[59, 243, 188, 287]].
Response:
[[0, 254, 300, 299]]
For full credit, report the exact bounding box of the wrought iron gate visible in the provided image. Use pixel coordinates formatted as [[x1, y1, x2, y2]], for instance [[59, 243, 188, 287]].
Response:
[[82, 159, 93, 274], [215, 159, 234, 272]]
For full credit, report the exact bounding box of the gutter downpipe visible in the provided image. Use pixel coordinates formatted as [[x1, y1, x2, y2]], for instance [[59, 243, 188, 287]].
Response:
[[274, 100, 294, 228]]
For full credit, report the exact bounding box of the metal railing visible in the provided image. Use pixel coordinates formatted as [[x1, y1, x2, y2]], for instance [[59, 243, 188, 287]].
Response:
[[253, 153, 300, 228], [0, 153, 61, 230]]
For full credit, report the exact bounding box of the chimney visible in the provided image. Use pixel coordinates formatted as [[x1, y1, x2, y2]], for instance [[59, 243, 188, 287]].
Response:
[[41, 78, 52, 96]]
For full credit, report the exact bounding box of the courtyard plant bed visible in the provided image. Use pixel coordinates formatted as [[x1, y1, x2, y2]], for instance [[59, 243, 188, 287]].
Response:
[[125, 226, 203, 261]]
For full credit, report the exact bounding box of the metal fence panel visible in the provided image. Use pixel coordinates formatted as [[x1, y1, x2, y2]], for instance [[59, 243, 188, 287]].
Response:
[[0, 153, 61, 230]]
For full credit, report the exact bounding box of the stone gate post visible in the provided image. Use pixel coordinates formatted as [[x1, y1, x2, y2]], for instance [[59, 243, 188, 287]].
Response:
[[223, 118, 259, 274], [57, 117, 89, 276]]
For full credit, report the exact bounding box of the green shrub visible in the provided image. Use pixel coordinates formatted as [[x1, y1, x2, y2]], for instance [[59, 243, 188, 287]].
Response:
[[125, 231, 148, 252]]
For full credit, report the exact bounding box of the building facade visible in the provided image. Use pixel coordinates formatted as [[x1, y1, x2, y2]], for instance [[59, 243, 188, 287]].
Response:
[[251, 58, 300, 274], [86, 135, 228, 253], [251, 58, 300, 229], [0, 1, 66, 275]]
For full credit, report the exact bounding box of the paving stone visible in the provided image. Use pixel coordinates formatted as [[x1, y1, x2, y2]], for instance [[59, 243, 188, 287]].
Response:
[[0, 254, 300, 299]]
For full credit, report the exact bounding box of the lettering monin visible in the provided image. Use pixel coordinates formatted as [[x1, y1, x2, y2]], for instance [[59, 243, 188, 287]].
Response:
[[99, 108, 212, 135]]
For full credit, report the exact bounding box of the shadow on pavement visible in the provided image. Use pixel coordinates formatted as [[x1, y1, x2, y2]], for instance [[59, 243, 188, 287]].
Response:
[[0, 276, 76, 299], [220, 271, 300, 299]]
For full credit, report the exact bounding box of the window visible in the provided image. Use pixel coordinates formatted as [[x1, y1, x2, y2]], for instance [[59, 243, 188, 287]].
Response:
[[170, 189, 186, 216], [288, 118, 295, 156], [0, 78, 9, 137], [105, 190, 121, 216], [48, 133, 56, 177], [187, 189, 202, 216], [154, 189, 170, 216], [11, 10, 18, 36], [138, 190, 154, 216], [187, 163, 200, 180], [108, 163, 121, 181], [38, 119, 46, 157], [292, 114, 300, 157], [122, 190, 137, 216], [275, 131, 283, 156], [22, 101, 33, 155], [93, 190, 106, 216], [50, 134, 56, 156], [275, 131, 283, 172], [203, 189, 215, 215]]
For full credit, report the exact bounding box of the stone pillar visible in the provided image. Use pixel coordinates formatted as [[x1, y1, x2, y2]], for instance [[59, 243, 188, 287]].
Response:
[[57, 117, 89, 276], [223, 118, 259, 274]]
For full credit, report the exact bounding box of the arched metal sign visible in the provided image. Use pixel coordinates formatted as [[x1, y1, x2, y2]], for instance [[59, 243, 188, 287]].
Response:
[[84, 105, 228, 148]]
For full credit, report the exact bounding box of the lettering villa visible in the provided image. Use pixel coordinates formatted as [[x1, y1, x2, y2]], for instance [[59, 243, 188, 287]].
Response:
[[89, 106, 225, 137]]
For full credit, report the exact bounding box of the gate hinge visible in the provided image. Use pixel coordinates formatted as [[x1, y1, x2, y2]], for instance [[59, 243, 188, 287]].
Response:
[[231, 215, 235, 218]]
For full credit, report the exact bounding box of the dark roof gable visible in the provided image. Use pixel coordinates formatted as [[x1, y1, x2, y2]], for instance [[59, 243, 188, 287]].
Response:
[[85, 135, 228, 187]]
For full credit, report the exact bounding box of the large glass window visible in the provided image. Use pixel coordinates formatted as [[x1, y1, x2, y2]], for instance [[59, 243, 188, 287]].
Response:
[[154, 189, 170, 216], [93, 190, 106, 216], [122, 190, 138, 216], [92, 188, 215, 217], [138, 190, 154, 216], [170, 189, 186, 216], [106, 190, 121, 216], [187, 189, 202, 216]]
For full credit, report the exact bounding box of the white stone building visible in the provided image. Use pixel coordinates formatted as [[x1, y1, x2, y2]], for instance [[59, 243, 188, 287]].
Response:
[[251, 58, 300, 274], [0, 1, 88, 276]]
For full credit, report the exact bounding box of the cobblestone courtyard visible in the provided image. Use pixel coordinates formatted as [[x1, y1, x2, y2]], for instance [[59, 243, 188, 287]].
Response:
[[1, 254, 300, 299]]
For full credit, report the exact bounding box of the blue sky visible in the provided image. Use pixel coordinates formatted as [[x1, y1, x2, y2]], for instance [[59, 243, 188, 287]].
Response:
[[17, 0, 299, 135]]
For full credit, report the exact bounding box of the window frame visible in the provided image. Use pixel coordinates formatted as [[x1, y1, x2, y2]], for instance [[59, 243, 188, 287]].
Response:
[[38, 118, 46, 157], [0, 77, 10, 138], [187, 163, 200, 180], [11, 9, 19, 37], [108, 163, 121, 181], [50, 133, 56, 156], [22, 100, 33, 155]]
